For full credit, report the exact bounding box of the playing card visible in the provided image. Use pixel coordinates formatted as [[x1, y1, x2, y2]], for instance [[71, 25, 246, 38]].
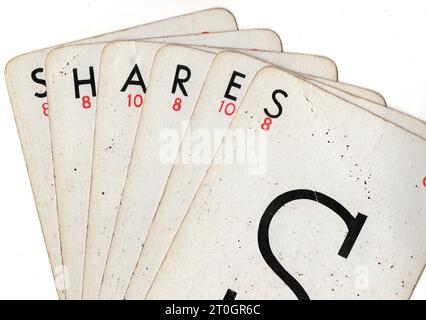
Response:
[[99, 46, 390, 299], [5, 8, 237, 299], [96, 46, 220, 299], [82, 29, 283, 300], [124, 51, 423, 299], [146, 66, 426, 299], [246, 50, 335, 82], [246, 51, 386, 106], [205, 48, 386, 105]]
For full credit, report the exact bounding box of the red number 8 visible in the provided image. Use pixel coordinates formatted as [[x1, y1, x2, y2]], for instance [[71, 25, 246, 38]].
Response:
[[82, 96, 91, 109], [261, 117, 272, 131], [42, 102, 49, 117], [172, 97, 182, 111]]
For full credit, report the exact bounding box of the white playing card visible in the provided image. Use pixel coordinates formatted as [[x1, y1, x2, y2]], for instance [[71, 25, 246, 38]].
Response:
[[124, 51, 422, 299], [245, 50, 336, 81], [100, 46, 391, 299], [147, 66, 426, 299], [97, 46, 220, 299], [83, 41, 163, 300], [203, 48, 386, 105], [126, 52, 426, 299], [83, 29, 283, 300], [4, 9, 237, 300]]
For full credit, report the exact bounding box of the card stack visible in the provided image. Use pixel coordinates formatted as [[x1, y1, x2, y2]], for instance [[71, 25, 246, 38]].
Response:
[[5, 8, 426, 300]]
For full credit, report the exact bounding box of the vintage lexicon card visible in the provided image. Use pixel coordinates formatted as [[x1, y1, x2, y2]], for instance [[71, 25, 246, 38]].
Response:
[[98, 46, 219, 299], [125, 50, 398, 299], [147, 66, 426, 299]]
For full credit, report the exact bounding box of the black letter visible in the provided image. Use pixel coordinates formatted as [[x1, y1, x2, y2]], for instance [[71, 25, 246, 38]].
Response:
[[224, 71, 246, 101], [120, 64, 146, 93], [258, 189, 367, 300], [264, 89, 287, 119], [171, 64, 191, 96], [73, 66, 96, 99], [31, 68, 46, 98]]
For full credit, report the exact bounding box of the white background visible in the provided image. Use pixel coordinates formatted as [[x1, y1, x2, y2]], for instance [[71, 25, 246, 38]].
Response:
[[0, 0, 425, 299]]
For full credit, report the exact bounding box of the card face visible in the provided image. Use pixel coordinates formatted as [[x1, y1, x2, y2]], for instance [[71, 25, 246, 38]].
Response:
[[4, 9, 237, 300], [147, 66, 426, 300], [83, 29, 282, 300], [96, 46, 219, 299], [45, 43, 111, 301], [124, 51, 423, 299], [82, 41, 163, 300], [122, 51, 268, 299]]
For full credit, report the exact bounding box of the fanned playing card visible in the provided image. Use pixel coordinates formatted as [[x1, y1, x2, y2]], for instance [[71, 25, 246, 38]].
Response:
[[206, 48, 386, 104], [5, 8, 238, 299], [147, 66, 426, 299], [97, 46, 223, 299]]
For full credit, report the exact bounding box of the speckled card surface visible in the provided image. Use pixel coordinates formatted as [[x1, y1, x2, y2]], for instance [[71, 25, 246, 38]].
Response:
[[125, 50, 421, 300], [147, 66, 426, 300], [97, 46, 218, 299], [92, 41, 352, 300]]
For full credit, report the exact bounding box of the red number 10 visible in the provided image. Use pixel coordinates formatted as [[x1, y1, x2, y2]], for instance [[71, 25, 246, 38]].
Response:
[[127, 94, 144, 108], [218, 100, 236, 116]]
